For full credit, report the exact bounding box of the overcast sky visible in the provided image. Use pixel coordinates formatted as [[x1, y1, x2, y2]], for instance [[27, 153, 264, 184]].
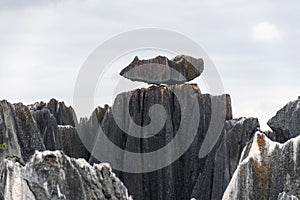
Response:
[[0, 0, 299, 130]]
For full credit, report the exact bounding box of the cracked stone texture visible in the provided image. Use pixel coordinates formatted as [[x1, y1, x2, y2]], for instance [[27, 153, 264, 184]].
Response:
[[222, 132, 300, 200], [82, 84, 259, 200], [0, 151, 132, 200]]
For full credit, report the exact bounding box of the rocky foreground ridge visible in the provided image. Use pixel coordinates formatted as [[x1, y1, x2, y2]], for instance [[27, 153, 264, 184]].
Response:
[[0, 87, 299, 200], [0, 151, 131, 200]]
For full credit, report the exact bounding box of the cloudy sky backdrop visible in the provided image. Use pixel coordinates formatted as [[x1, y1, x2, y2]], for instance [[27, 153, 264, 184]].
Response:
[[0, 0, 299, 130]]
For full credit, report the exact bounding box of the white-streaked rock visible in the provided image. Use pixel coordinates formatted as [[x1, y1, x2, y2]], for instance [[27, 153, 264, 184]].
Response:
[[223, 132, 300, 200], [278, 192, 299, 200], [0, 150, 132, 200]]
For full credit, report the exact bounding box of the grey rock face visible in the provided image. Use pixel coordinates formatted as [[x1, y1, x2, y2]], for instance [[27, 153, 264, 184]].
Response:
[[29, 98, 78, 127], [191, 117, 259, 200], [58, 125, 90, 160], [78, 106, 109, 164], [2, 86, 299, 200], [119, 55, 204, 84], [46, 98, 78, 127], [31, 107, 62, 151], [267, 98, 300, 143], [278, 192, 299, 200], [0, 150, 132, 200], [0, 99, 131, 199], [222, 132, 300, 200], [29, 99, 89, 160], [0, 100, 45, 163], [82, 84, 259, 200]]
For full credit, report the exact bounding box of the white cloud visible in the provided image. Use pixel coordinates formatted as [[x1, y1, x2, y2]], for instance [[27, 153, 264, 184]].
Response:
[[253, 21, 283, 41]]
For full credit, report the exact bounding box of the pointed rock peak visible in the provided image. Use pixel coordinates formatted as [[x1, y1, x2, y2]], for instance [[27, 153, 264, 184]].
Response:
[[242, 132, 277, 162], [223, 132, 300, 200], [133, 55, 140, 62], [46, 98, 75, 111], [0, 99, 9, 104], [28, 101, 47, 111]]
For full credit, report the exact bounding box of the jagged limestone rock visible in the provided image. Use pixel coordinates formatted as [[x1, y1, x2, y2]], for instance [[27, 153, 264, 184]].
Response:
[[82, 84, 259, 200], [222, 132, 300, 200], [0, 151, 132, 200], [191, 117, 259, 200], [0, 100, 45, 163], [2, 90, 300, 200], [58, 125, 90, 160], [267, 98, 300, 143], [29, 99, 90, 160]]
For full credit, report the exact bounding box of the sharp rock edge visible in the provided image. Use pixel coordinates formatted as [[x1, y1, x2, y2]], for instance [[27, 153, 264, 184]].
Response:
[[267, 99, 300, 143], [222, 132, 300, 200], [0, 150, 132, 200]]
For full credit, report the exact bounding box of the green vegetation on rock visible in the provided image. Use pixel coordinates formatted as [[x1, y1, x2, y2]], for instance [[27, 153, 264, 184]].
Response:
[[0, 143, 7, 151]]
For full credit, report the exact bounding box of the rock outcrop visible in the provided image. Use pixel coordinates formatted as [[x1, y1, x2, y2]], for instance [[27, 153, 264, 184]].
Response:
[[0, 100, 45, 164], [0, 150, 132, 200], [222, 132, 300, 200], [29, 99, 90, 160], [119, 55, 204, 84], [191, 117, 259, 200], [80, 84, 259, 200], [0, 99, 131, 199], [267, 98, 300, 143], [1, 84, 300, 199]]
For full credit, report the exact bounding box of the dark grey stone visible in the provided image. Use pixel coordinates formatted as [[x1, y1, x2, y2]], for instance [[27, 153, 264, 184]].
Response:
[[120, 55, 204, 84], [0, 100, 45, 163], [2, 85, 299, 200], [31, 108, 62, 151], [59, 125, 90, 160], [191, 117, 259, 200], [267, 98, 300, 143], [82, 84, 258, 200], [30, 99, 78, 127], [29, 99, 89, 160]]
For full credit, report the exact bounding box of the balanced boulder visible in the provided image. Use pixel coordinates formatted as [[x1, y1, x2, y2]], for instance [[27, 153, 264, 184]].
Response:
[[119, 55, 204, 84]]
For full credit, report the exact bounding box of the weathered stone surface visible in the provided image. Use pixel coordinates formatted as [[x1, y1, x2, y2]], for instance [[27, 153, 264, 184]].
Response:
[[0, 99, 131, 199], [267, 98, 300, 143], [81, 84, 260, 200], [191, 117, 259, 200], [58, 125, 90, 160], [119, 55, 204, 84], [78, 105, 110, 164], [0, 100, 45, 163], [29, 98, 78, 127], [222, 132, 300, 200], [1, 86, 299, 200], [0, 151, 132, 200], [278, 192, 299, 200], [29, 99, 89, 160], [46, 98, 78, 127], [31, 107, 62, 151]]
